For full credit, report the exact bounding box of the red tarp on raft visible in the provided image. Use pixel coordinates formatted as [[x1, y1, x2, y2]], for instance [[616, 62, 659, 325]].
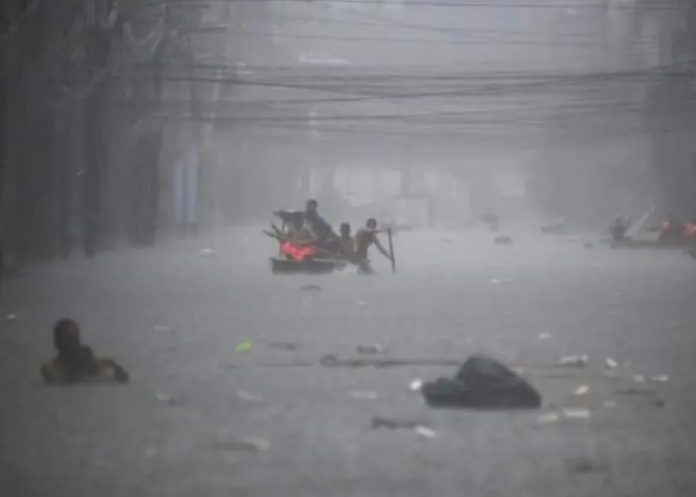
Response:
[[280, 242, 318, 261]]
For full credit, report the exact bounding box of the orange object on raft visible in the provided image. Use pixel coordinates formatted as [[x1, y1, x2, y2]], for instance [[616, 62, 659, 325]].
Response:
[[280, 242, 319, 261]]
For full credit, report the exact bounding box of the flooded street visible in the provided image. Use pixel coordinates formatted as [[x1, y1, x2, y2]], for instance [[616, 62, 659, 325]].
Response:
[[2, 227, 695, 497]]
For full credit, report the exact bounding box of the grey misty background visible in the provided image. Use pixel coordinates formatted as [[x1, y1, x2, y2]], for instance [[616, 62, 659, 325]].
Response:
[[1, 0, 695, 265]]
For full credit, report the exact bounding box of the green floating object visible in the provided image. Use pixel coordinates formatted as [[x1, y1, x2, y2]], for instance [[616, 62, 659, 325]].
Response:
[[235, 340, 253, 353]]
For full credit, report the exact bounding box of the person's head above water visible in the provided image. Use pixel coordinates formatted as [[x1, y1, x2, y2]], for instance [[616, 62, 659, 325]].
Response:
[[366, 218, 377, 229], [54, 318, 81, 354], [305, 199, 318, 215], [340, 222, 351, 237]]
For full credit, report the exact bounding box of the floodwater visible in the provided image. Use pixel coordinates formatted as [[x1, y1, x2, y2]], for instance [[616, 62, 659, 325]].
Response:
[[1, 226, 695, 496]]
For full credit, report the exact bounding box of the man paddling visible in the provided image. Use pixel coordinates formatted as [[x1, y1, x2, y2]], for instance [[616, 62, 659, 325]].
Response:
[[354, 218, 393, 274]]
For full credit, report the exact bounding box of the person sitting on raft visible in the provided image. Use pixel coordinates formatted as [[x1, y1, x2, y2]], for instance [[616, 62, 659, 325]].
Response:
[[337, 222, 356, 260], [41, 318, 129, 384], [303, 199, 339, 251]]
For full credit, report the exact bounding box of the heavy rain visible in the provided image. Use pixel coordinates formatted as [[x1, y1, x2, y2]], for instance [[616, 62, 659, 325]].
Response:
[[1, 1, 695, 496]]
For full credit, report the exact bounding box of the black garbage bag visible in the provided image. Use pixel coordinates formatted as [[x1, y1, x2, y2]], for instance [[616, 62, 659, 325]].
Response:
[[422, 355, 541, 409]]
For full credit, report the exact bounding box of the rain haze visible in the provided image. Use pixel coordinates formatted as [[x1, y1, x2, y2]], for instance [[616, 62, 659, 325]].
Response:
[[1, 1, 696, 496]]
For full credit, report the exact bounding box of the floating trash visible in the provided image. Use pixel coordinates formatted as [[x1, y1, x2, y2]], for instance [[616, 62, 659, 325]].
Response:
[[409, 379, 423, 392], [493, 235, 513, 246], [649, 374, 670, 383], [615, 387, 656, 396], [237, 390, 263, 403], [537, 333, 552, 340], [211, 437, 269, 452], [668, 321, 684, 330], [356, 301, 368, 307], [422, 355, 541, 409], [562, 408, 591, 420], [633, 375, 646, 383], [6, 313, 18, 321], [371, 416, 420, 430], [489, 278, 500, 285], [299, 284, 322, 292], [153, 325, 171, 333], [574, 385, 590, 396], [557, 354, 588, 368], [196, 248, 216, 257], [569, 458, 608, 474], [414, 426, 436, 439], [234, 340, 254, 353], [602, 400, 618, 408], [155, 392, 184, 406], [537, 412, 561, 424], [604, 358, 619, 369], [356, 344, 387, 355]]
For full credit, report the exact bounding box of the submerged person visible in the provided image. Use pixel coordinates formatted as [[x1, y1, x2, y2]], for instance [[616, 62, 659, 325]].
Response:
[[41, 318, 129, 384], [610, 216, 630, 242], [337, 222, 355, 260], [354, 218, 393, 274]]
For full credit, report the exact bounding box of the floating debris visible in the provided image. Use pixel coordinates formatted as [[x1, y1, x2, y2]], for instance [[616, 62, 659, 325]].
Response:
[[299, 284, 322, 292], [562, 408, 591, 420], [649, 374, 670, 383], [356, 301, 368, 307], [568, 458, 608, 474], [574, 385, 590, 396], [237, 390, 264, 403], [409, 379, 423, 392], [615, 387, 656, 396], [668, 321, 684, 330], [604, 358, 619, 369], [196, 248, 216, 257], [633, 375, 646, 383], [153, 324, 171, 333], [155, 392, 184, 406], [493, 235, 513, 246], [537, 412, 561, 424], [537, 333, 552, 340], [371, 416, 420, 430], [356, 344, 387, 355], [422, 355, 542, 409], [414, 426, 436, 439], [611, 291, 624, 298], [557, 354, 588, 368], [602, 400, 618, 408], [489, 278, 500, 285], [583, 242, 594, 249], [6, 313, 17, 321], [234, 340, 254, 353], [211, 437, 269, 452]]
